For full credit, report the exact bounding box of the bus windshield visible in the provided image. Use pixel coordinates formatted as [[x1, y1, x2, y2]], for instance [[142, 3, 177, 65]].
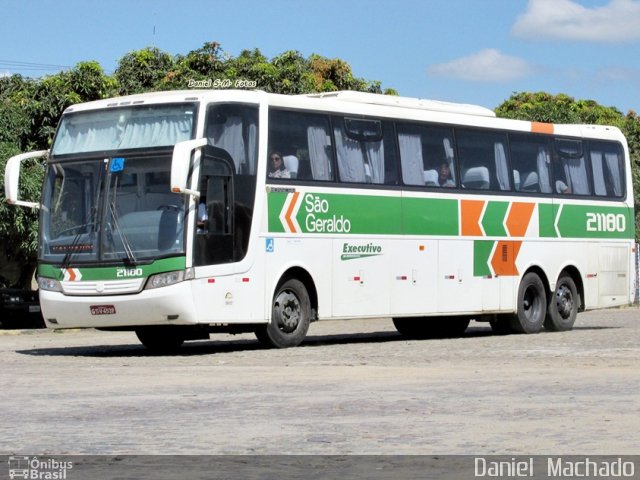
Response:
[[40, 153, 185, 264], [51, 104, 196, 155]]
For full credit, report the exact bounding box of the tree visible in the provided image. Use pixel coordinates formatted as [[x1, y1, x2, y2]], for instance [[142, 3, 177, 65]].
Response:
[[115, 47, 176, 95], [0, 63, 115, 287], [0, 142, 43, 287], [496, 91, 640, 239], [132, 42, 396, 96]]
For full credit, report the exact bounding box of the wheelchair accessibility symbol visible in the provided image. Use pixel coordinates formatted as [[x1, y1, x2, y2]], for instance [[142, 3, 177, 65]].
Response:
[[265, 238, 274, 253]]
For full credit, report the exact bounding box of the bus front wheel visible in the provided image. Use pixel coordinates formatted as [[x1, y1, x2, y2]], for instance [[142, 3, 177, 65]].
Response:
[[544, 274, 578, 331], [509, 272, 547, 334], [255, 278, 311, 348], [135, 326, 185, 352]]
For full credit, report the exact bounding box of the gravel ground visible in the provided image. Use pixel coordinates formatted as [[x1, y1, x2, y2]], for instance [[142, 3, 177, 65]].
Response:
[[0, 306, 638, 456]]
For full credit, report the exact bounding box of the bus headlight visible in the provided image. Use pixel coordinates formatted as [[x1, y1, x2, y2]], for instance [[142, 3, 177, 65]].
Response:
[[146, 270, 185, 290], [38, 276, 62, 292]]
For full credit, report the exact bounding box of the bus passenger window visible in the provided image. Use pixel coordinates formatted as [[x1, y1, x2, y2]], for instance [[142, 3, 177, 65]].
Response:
[[397, 124, 455, 188], [268, 109, 334, 181], [589, 141, 624, 198], [509, 134, 553, 194], [334, 117, 397, 185], [457, 129, 510, 191], [554, 139, 590, 195]]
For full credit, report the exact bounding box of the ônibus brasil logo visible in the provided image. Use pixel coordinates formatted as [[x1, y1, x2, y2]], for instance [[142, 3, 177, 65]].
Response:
[[8, 456, 73, 479]]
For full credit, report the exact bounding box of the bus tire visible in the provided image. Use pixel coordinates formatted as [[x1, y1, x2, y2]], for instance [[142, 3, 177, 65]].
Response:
[[392, 318, 423, 338], [509, 272, 547, 334], [256, 278, 311, 348], [544, 274, 578, 332], [489, 315, 512, 335], [135, 326, 185, 352]]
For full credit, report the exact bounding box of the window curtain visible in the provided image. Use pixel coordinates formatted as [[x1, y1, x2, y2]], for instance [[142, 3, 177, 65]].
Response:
[[536, 147, 552, 193], [307, 126, 332, 180], [247, 121, 257, 174], [208, 116, 245, 173], [365, 141, 385, 184], [590, 151, 607, 195], [605, 152, 622, 196], [562, 156, 590, 194], [53, 122, 113, 154], [334, 127, 366, 182], [398, 133, 424, 186], [443, 138, 456, 182], [118, 115, 192, 149], [494, 142, 510, 190]]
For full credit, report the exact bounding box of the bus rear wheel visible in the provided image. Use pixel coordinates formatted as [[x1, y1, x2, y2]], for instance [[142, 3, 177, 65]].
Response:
[[544, 274, 578, 331], [135, 326, 185, 352], [255, 278, 311, 348], [509, 272, 547, 334]]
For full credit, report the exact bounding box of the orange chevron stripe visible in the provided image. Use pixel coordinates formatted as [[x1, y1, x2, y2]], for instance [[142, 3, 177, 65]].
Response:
[[284, 192, 299, 233], [506, 202, 535, 237], [461, 199, 485, 236], [491, 241, 522, 276]]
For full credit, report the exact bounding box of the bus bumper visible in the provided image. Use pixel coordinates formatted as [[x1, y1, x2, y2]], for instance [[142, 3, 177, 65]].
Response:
[[40, 281, 197, 329]]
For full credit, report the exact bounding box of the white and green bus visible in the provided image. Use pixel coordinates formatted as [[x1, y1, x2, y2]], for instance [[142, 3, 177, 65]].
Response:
[[4, 89, 635, 350]]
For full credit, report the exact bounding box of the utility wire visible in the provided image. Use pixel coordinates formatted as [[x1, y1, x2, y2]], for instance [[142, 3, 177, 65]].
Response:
[[0, 59, 72, 72]]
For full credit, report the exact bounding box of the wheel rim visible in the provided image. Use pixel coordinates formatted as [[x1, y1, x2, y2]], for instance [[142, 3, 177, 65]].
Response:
[[274, 289, 301, 333], [555, 284, 574, 319], [523, 285, 542, 322]]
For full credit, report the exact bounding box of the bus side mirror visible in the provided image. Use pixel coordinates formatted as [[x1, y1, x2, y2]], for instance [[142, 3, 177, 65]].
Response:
[[171, 138, 207, 198], [4, 150, 48, 209]]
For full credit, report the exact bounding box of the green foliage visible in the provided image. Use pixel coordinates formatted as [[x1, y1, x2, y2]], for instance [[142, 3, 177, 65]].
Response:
[[0, 142, 43, 287], [496, 91, 640, 240], [115, 47, 176, 95], [142, 42, 388, 95]]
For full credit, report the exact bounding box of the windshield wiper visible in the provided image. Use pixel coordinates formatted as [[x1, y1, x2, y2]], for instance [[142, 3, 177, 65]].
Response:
[[61, 229, 91, 271], [108, 201, 137, 265]]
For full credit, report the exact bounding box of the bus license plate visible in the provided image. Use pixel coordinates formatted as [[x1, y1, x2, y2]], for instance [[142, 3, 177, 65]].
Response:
[[90, 305, 116, 315]]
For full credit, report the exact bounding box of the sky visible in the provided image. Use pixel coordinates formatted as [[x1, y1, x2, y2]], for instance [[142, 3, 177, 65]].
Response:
[[1, 0, 639, 113]]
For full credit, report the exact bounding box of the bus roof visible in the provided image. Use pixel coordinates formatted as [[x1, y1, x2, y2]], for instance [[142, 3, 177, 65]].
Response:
[[60, 89, 625, 142], [63, 89, 496, 117], [303, 91, 497, 118]]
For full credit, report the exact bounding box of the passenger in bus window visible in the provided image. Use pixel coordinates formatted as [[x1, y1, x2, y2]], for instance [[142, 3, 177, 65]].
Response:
[[197, 200, 208, 234], [268, 151, 291, 179], [438, 162, 455, 187]]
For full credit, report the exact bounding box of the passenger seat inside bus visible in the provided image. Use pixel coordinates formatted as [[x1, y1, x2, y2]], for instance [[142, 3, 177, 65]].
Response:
[[283, 155, 299, 179], [423, 169, 439, 186], [521, 171, 539, 192], [462, 166, 490, 189]]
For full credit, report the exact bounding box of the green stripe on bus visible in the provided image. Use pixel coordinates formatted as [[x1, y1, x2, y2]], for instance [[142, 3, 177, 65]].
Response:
[[474, 240, 494, 277], [482, 201, 509, 237], [267, 191, 288, 233], [267, 190, 633, 239], [555, 205, 633, 239], [38, 256, 187, 281], [538, 203, 557, 238], [402, 197, 458, 235]]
